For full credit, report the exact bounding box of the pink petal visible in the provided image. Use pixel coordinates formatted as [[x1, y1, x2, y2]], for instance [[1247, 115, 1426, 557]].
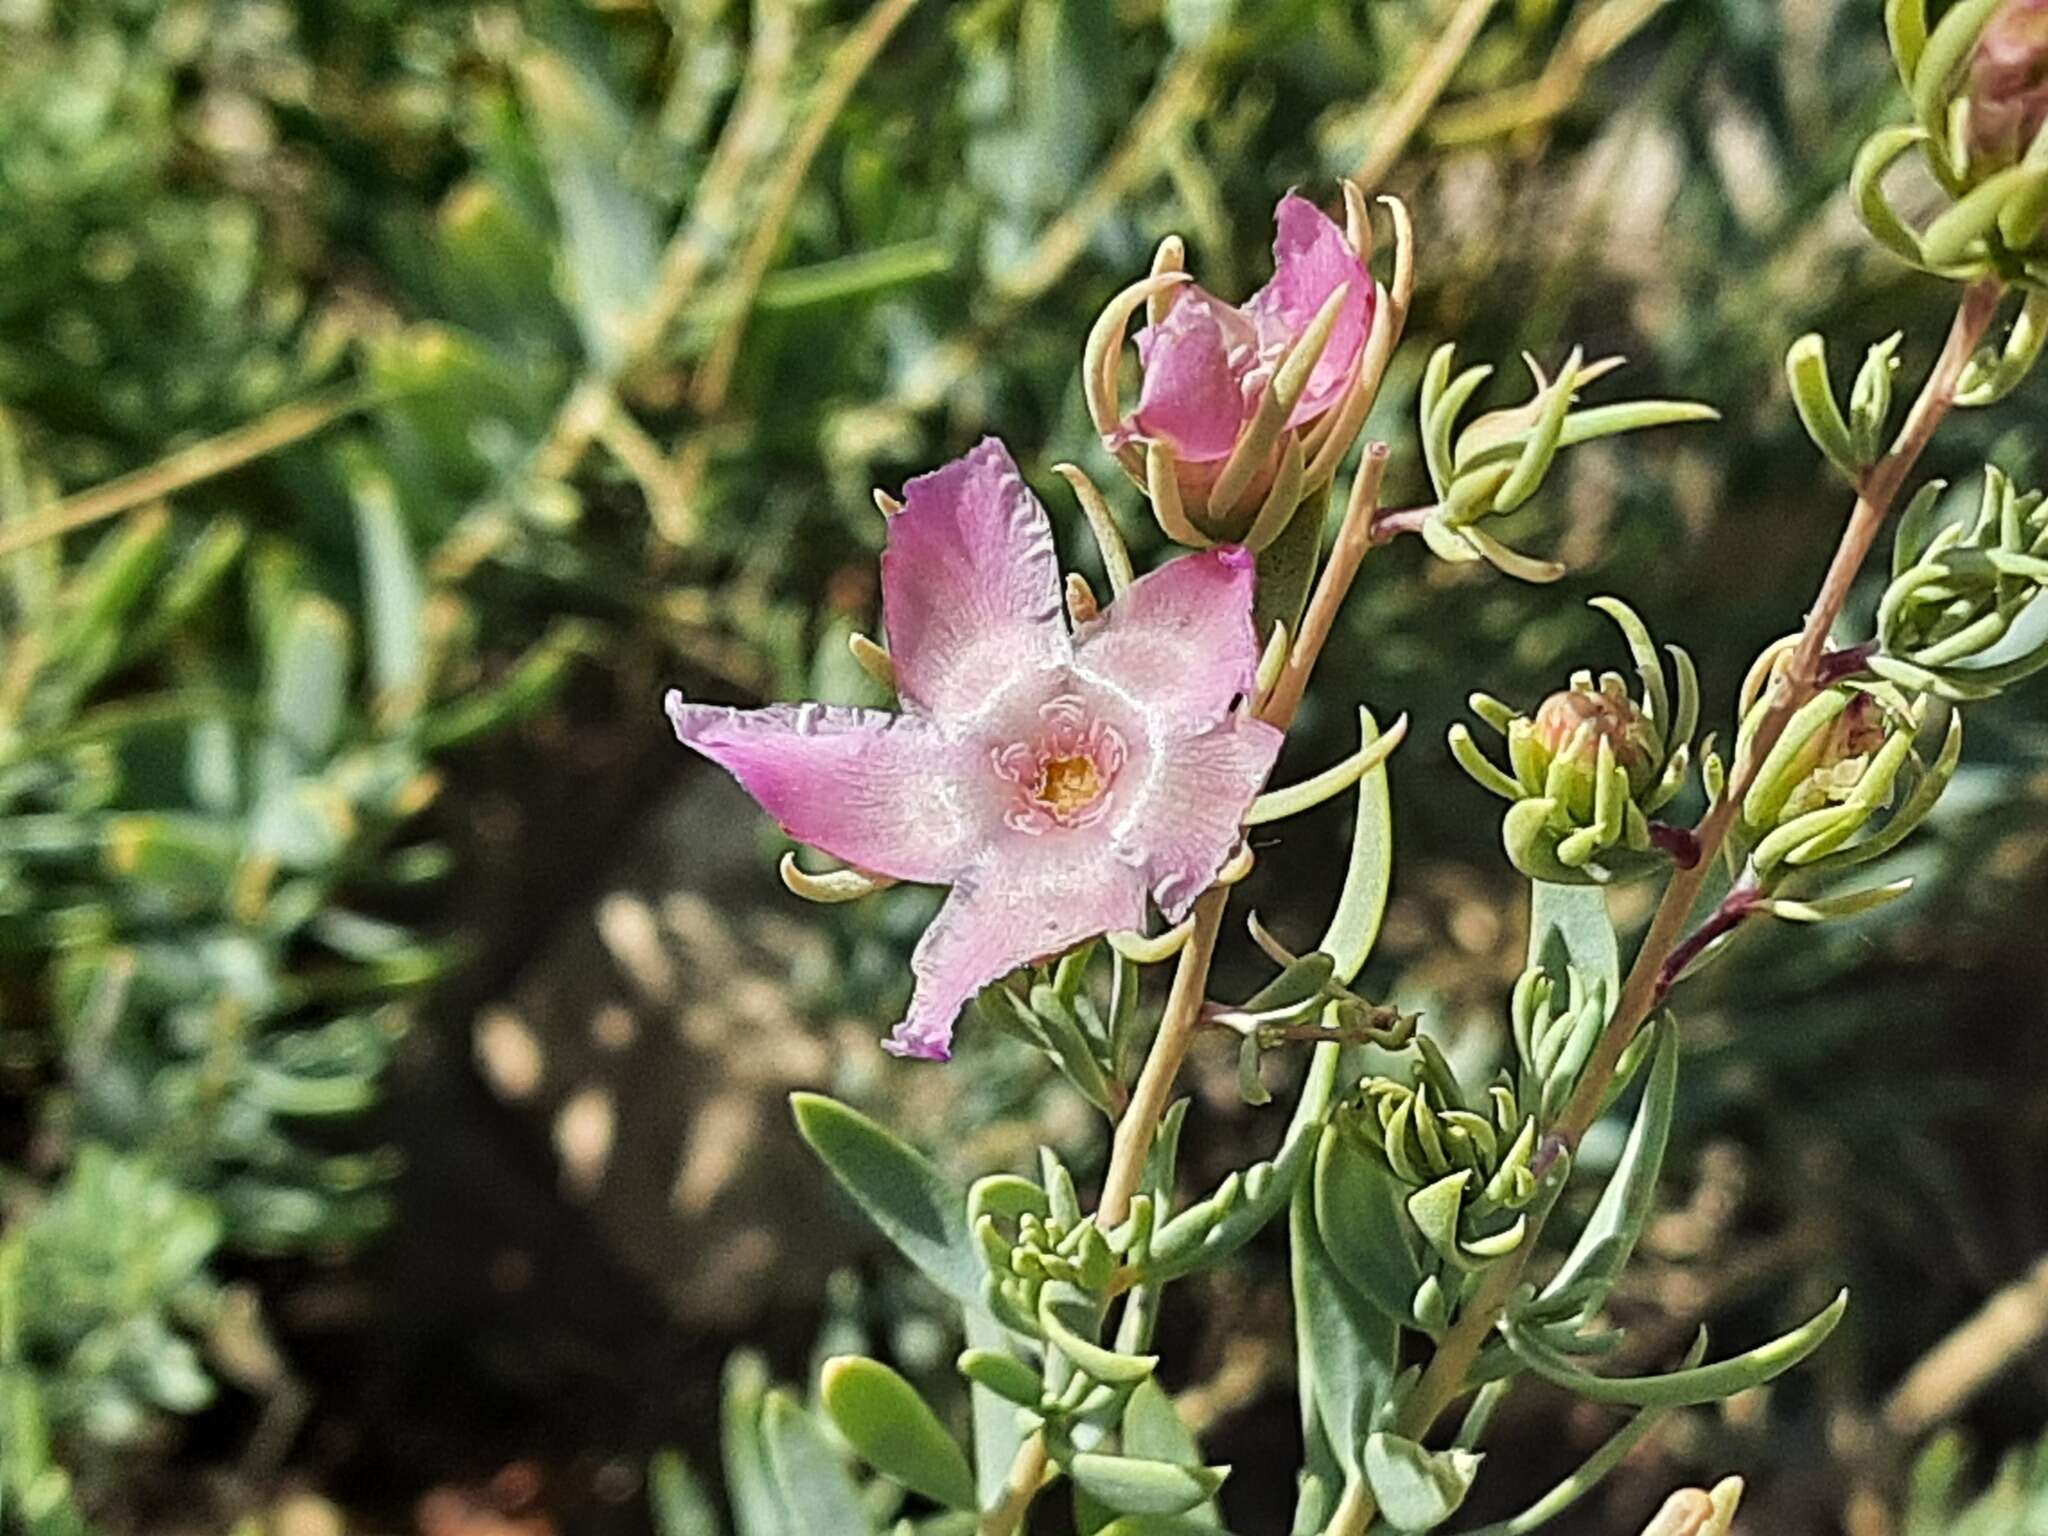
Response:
[[1115, 710, 1282, 918], [1125, 290, 1258, 463], [885, 842, 1150, 1060], [1074, 545, 1264, 735], [1243, 193, 1372, 425], [667, 694, 989, 883], [881, 438, 1070, 721]]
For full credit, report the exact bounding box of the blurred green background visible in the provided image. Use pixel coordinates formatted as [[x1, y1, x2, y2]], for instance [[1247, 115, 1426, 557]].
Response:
[[3, 0, 2047, 1532]]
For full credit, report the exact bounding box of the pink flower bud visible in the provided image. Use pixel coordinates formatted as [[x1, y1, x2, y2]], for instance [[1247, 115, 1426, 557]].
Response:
[[1970, 0, 2048, 170], [1533, 688, 1652, 779], [1113, 194, 1374, 520]]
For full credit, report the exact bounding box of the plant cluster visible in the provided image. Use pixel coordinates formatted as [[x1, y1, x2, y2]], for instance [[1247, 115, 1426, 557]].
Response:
[[659, 3, 2048, 1532]]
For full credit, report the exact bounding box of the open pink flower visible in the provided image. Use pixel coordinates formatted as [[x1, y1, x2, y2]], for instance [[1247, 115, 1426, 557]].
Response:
[[666, 438, 1282, 1061], [1120, 193, 1374, 464]]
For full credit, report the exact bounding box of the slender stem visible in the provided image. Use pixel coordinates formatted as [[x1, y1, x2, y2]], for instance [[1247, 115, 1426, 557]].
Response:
[[1095, 445, 1394, 1229], [0, 389, 363, 557], [1325, 1473, 1380, 1536], [978, 1435, 1050, 1536], [1389, 279, 2004, 1451], [670, 0, 924, 528], [1653, 873, 1760, 1002], [1557, 277, 2001, 1148], [1354, 0, 1501, 196], [991, 54, 1213, 303], [686, 0, 922, 419], [1262, 445, 1393, 731], [1428, 0, 1667, 145], [618, 0, 801, 367], [1099, 888, 1228, 1227]]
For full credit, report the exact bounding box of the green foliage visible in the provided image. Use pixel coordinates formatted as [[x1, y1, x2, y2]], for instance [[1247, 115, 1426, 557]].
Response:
[[0, 1148, 222, 1533], [9, 0, 2048, 1530], [1905, 1431, 2048, 1536]]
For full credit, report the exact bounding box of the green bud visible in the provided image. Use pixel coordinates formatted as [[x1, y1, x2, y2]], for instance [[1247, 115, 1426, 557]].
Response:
[[1774, 691, 1893, 820], [1733, 681, 1955, 884], [1453, 600, 1697, 884], [1415, 347, 1716, 581], [1877, 465, 2048, 695]]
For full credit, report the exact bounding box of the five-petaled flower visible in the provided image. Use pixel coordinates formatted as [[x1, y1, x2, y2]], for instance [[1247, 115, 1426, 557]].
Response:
[[1117, 193, 1374, 465], [666, 439, 1282, 1061]]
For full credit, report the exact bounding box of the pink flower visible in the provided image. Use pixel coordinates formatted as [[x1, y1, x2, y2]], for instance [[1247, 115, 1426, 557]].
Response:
[[666, 439, 1283, 1061], [1120, 193, 1374, 464], [1971, 0, 2048, 170]]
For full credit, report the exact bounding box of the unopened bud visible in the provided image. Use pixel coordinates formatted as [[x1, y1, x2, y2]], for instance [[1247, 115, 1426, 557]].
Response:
[[1533, 685, 1655, 789], [1970, 0, 2048, 170], [1779, 691, 1891, 819]]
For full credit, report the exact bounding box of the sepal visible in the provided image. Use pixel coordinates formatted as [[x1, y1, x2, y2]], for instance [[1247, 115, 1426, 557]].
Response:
[[1413, 348, 1714, 580]]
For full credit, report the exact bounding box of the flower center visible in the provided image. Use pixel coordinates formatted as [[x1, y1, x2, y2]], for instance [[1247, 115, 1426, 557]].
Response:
[[1034, 754, 1104, 818], [991, 694, 1129, 833]]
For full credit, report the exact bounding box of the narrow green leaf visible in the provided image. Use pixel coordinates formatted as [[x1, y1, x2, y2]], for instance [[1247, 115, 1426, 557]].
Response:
[[1504, 1290, 1849, 1408], [1067, 1454, 1227, 1518], [122, 517, 246, 663], [1254, 483, 1327, 644], [1143, 1042, 1341, 1281], [820, 1357, 976, 1512], [1406, 1172, 1472, 1270], [1458, 1335, 1708, 1536], [1913, 0, 2011, 144], [419, 621, 591, 751], [762, 1391, 873, 1535], [1855, 126, 1937, 264], [962, 1309, 1028, 1508], [1893, 480, 1954, 577], [1551, 401, 1720, 450], [791, 1094, 979, 1307], [1541, 1018, 1679, 1314], [722, 1355, 795, 1536], [50, 507, 170, 671], [1527, 881, 1618, 1002], [267, 595, 353, 764], [1040, 1286, 1157, 1385], [958, 1345, 1041, 1410], [1290, 1176, 1398, 1481], [1121, 1381, 1220, 1528], [516, 48, 662, 372], [1786, 334, 1862, 475], [649, 1448, 723, 1536], [1762, 880, 1916, 922], [1317, 708, 1396, 985], [344, 450, 427, 708], [1313, 1129, 1424, 1326], [1496, 348, 1581, 512], [1887, 0, 1929, 88]]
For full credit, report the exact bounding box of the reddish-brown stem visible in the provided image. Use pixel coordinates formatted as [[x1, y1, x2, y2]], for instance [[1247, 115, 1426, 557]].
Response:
[[1366, 503, 1436, 544], [1558, 278, 2001, 1148], [1388, 279, 2005, 1455], [1260, 445, 1392, 731], [1654, 873, 1762, 1002]]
